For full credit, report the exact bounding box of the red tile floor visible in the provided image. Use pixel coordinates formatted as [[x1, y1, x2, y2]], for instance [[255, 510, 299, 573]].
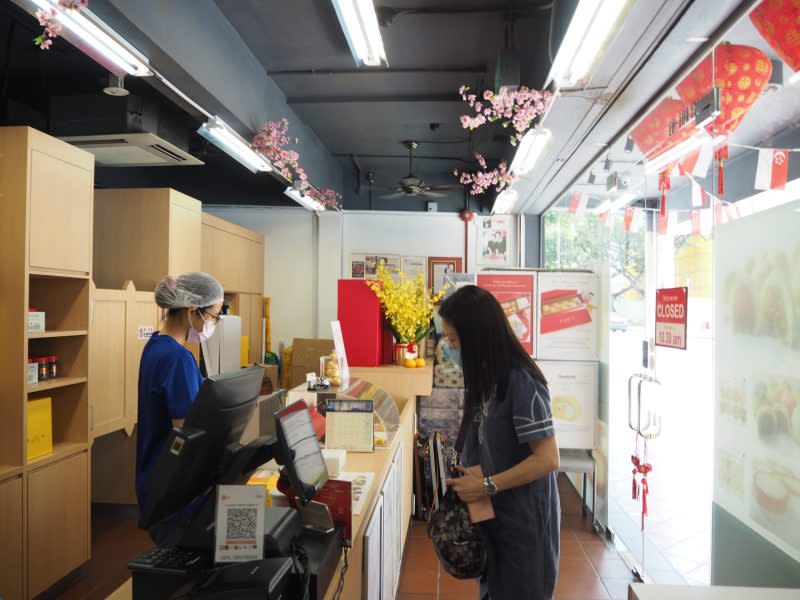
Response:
[[398, 475, 637, 600]]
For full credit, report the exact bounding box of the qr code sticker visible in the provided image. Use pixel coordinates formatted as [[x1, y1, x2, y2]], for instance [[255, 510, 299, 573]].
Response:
[[226, 508, 257, 540]]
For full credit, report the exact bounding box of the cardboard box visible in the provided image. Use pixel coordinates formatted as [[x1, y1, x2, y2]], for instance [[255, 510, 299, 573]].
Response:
[[290, 338, 335, 388], [536, 272, 599, 361], [27, 397, 52, 460], [537, 360, 598, 449]]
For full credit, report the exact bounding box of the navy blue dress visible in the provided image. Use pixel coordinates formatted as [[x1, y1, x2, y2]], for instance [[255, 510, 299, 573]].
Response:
[[460, 368, 560, 600], [135, 333, 203, 508]]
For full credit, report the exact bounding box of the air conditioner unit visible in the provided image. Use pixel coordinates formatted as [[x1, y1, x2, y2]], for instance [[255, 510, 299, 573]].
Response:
[[50, 94, 203, 166], [58, 132, 203, 166]]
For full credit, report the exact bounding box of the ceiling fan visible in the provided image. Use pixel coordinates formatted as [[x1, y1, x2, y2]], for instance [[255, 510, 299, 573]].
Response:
[[383, 140, 464, 198]]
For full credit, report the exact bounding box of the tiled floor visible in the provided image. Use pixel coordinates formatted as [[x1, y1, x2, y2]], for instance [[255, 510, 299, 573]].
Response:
[[398, 474, 637, 600]]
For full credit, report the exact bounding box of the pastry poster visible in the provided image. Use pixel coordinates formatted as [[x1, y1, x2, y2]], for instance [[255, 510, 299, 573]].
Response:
[[349, 254, 401, 280], [714, 199, 800, 563], [655, 287, 688, 349], [477, 215, 512, 266], [537, 361, 598, 450], [476, 272, 535, 355], [536, 272, 599, 361]]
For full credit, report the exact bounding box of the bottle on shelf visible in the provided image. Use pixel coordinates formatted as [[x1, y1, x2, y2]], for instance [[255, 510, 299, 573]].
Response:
[[47, 356, 59, 379], [36, 357, 48, 382]]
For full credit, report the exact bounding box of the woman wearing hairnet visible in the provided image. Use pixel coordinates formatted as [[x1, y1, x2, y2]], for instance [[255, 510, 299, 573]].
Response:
[[135, 272, 224, 509]]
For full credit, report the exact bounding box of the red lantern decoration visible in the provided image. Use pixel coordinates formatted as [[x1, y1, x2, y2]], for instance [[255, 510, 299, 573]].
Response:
[[750, 0, 800, 74], [630, 98, 684, 159], [676, 43, 772, 194]]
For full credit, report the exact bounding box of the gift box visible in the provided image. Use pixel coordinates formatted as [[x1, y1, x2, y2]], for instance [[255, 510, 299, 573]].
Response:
[[27, 397, 52, 460]]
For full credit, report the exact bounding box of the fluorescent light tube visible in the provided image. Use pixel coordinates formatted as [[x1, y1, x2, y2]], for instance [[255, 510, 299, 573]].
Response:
[[547, 0, 633, 88], [331, 0, 387, 67], [198, 117, 272, 173], [492, 188, 519, 214], [644, 131, 725, 174], [284, 187, 326, 212], [31, 0, 151, 76], [593, 191, 636, 214], [509, 128, 553, 176], [788, 70, 800, 85]]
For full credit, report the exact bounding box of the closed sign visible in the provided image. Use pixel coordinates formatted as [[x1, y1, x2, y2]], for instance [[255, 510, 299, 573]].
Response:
[[655, 287, 688, 349]]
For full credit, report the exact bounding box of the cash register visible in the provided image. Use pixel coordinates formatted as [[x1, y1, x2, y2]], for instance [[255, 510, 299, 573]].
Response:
[[129, 366, 344, 599]]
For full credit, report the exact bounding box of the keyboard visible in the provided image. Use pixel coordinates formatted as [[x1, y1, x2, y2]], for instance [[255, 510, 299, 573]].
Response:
[[129, 546, 206, 573]]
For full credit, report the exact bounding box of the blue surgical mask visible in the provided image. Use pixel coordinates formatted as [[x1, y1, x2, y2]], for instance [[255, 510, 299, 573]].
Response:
[[443, 342, 462, 369]]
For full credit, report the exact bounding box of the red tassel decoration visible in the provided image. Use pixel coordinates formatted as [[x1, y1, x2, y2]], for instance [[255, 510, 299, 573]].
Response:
[[715, 145, 728, 196], [641, 478, 649, 530], [658, 170, 671, 217]]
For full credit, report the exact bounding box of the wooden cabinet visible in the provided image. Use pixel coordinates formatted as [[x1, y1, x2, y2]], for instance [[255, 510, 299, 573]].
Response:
[[201, 212, 264, 294], [250, 293, 264, 364], [0, 476, 23, 600], [27, 452, 89, 598], [93, 188, 202, 291], [89, 282, 159, 437], [29, 151, 93, 275], [0, 127, 94, 598], [363, 495, 383, 600]]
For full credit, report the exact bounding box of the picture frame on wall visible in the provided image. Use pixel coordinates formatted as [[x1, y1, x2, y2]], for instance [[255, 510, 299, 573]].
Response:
[[428, 257, 463, 293], [350, 254, 401, 280], [477, 215, 512, 266], [402, 256, 427, 284]]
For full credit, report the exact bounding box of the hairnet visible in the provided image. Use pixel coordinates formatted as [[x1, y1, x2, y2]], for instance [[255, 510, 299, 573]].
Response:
[[155, 272, 224, 310]]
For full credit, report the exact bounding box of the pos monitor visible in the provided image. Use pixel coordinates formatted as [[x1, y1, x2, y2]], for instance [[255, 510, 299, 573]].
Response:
[[275, 402, 329, 504]]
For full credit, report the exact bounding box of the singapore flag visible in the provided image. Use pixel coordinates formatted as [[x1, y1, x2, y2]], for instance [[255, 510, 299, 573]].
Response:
[[754, 149, 789, 190]]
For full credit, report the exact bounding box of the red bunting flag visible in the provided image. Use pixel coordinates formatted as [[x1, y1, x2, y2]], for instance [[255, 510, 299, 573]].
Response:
[[681, 139, 714, 179], [690, 209, 701, 236], [657, 210, 669, 236], [624, 206, 634, 232], [691, 179, 708, 207], [714, 199, 727, 225], [598, 211, 609, 226], [754, 148, 789, 191], [568, 191, 588, 215]]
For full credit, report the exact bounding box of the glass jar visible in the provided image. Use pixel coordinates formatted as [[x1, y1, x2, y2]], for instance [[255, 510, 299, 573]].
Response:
[[37, 357, 48, 381], [47, 356, 58, 379], [320, 354, 342, 387]]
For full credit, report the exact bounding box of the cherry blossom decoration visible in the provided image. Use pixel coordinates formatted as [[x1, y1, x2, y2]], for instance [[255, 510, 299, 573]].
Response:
[[35, 0, 89, 50], [454, 153, 517, 196], [251, 118, 342, 210], [458, 85, 552, 146]]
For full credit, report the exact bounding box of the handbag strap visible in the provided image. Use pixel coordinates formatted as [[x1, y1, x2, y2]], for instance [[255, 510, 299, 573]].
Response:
[[454, 407, 473, 454]]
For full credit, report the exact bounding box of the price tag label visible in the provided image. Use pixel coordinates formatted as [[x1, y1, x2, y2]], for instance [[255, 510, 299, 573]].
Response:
[[655, 287, 688, 350]]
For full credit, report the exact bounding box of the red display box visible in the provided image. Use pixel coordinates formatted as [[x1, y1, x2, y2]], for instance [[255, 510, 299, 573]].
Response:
[[337, 279, 393, 366]]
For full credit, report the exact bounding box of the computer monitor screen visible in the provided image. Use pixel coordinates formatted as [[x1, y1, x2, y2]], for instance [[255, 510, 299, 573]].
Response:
[[275, 402, 329, 504], [140, 365, 265, 528]]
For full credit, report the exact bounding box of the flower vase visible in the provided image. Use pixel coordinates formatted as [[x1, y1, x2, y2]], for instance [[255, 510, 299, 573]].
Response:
[[393, 342, 418, 365]]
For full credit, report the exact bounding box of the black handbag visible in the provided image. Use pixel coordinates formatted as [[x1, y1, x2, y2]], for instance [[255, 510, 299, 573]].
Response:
[[426, 418, 487, 579], [427, 487, 487, 579]]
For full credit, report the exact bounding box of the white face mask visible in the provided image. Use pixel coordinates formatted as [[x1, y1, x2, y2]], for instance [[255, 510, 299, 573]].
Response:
[[187, 310, 216, 343]]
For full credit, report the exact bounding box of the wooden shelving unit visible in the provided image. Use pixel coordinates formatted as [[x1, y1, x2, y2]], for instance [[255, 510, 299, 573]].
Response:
[[28, 330, 88, 339], [0, 126, 94, 600], [26, 377, 89, 394]]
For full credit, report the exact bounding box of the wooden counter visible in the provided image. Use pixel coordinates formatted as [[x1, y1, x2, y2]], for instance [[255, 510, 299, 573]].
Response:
[[322, 365, 432, 600], [628, 584, 799, 600]]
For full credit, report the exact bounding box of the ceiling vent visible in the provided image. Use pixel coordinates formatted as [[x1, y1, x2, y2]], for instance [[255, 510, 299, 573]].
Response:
[[59, 132, 203, 167]]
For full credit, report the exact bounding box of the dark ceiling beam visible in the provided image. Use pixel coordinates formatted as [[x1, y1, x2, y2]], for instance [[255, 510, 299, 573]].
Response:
[[333, 154, 482, 163], [269, 66, 486, 76], [289, 94, 458, 104]]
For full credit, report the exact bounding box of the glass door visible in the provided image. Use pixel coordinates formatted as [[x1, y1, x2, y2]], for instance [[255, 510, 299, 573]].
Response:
[[607, 206, 715, 586]]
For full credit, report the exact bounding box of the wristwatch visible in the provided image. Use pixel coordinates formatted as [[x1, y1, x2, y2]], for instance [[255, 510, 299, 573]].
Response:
[[483, 476, 498, 497]]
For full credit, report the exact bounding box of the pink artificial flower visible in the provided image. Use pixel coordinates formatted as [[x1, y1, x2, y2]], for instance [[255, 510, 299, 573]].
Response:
[[39, 38, 52, 50], [483, 90, 494, 101], [459, 115, 470, 128], [46, 22, 62, 37], [474, 102, 483, 113], [458, 85, 467, 96], [36, 9, 50, 26]]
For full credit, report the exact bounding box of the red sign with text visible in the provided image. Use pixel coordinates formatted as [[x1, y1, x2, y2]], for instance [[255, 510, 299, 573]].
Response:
[[655, 287, 688, 349]]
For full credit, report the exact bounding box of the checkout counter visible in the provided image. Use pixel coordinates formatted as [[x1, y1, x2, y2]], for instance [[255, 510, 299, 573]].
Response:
[[128, 364, 432, 600]]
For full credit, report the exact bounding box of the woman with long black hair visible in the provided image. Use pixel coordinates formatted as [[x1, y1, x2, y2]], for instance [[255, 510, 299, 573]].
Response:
[[440, 285, 560, 600]]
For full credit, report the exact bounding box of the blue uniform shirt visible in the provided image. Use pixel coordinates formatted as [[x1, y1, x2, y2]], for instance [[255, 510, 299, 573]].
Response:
[[136, 333, 203, 508]]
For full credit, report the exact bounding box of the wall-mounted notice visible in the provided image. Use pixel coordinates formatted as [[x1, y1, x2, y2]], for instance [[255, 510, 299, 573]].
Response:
[[477, 272, 535, 355], [655, 287, 688, 350]]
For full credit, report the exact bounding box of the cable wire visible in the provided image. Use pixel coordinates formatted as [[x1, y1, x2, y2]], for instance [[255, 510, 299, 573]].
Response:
[[331, 547, 350, 600]]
